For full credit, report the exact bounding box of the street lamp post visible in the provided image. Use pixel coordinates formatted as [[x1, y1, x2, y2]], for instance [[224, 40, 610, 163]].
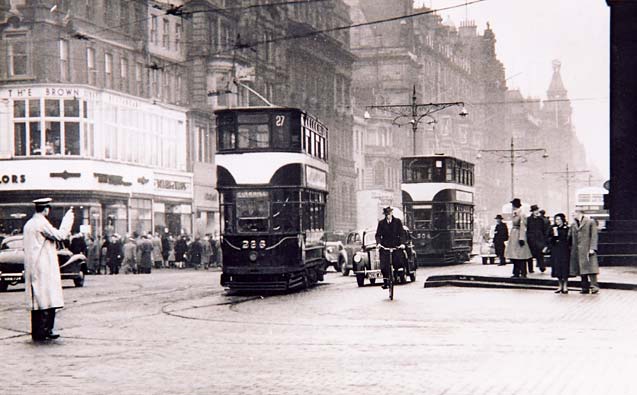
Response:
[[543, 163, 589, 215], [364, 85, 467, 155], [477, 137, 548, 199]]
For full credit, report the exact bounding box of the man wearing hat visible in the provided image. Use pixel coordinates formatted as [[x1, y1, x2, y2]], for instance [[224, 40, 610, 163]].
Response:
[[505, 198, 532, 277], [23, 198, 74, 341], [493, 214, 509, 266], [375, 206, 406, 289], [527, 204, 549, 273]]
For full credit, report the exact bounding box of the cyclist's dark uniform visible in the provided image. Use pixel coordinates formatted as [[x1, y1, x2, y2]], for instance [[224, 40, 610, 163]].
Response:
[[375, 213, 406, 281]]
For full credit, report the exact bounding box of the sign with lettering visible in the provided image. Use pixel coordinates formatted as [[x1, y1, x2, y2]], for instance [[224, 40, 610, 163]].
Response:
[[305, 166, 327, 190], [155, 179, 190, 191], [0, 174, 26, 184], [456, 190, 473, 203]]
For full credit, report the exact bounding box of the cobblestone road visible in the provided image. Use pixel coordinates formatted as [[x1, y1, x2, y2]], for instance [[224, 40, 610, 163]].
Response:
[[1, 266, 637, 395]]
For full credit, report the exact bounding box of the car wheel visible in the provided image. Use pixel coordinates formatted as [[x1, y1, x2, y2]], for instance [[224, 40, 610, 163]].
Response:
[[73, 270, 85, 287], [0, 281, 7, 292], [356, 273, 365, 287], [334, 257, 343, 273], [341, 262, 350, 277], [369, 278, 376, 285]]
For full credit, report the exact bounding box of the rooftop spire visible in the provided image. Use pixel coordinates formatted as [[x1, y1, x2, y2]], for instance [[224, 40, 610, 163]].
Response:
[[547, 59, 567, 99]]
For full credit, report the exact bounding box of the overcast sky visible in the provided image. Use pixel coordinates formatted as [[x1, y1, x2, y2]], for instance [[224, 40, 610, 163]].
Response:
[[414, 0, 610, 178]]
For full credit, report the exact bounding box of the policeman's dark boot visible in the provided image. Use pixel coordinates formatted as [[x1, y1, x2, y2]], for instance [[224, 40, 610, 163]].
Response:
[[381, 279, 389, 289]]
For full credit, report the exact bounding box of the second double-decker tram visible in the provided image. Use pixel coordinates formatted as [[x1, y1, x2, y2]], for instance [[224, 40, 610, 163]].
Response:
[[215, 107, 328, 291], [401, 155, 475, 265]]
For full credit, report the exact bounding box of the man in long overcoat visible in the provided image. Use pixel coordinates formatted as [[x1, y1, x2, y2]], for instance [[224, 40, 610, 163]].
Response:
[[23, 198, 74, 341], [493, 214, 509, 266], [505, 198, 532, 277], [375, 206, 406, 289], [527, 204, 548, 273], [569, 209, 600, 293], [137, 235, 154, 273], [120, 236, 137, 274]]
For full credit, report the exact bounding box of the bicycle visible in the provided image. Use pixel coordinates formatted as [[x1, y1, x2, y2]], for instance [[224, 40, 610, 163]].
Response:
[[378, 244, 404, 300]]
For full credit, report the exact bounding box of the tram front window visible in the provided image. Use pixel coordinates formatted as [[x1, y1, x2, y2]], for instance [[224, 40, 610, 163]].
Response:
[[236, 192, 269, 232], [413, 205, 432, 230]]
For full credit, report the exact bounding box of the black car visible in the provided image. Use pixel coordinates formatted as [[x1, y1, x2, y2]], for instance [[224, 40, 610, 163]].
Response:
[[0, 235, 87, 292]]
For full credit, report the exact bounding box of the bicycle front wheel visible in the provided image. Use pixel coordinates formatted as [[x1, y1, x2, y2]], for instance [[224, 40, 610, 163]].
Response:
[[389, 276, 394, 300]]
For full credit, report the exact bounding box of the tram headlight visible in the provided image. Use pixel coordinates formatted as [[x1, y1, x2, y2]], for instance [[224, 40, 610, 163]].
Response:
[[353, 254, 362, 263], [249, 251, 258, 262], [326, 247, 334, 253]]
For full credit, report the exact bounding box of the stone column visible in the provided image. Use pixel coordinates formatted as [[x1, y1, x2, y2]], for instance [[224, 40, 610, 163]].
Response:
[[601, 1, 637, 264]]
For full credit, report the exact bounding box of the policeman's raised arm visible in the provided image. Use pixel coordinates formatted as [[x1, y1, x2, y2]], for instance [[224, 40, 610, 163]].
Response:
[[40, 208, 74, 241]]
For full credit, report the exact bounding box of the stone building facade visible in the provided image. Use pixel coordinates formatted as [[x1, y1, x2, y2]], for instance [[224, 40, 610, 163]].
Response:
[[182, 0, 357, 233], [0, 0, 358, 236], [346, 0, 508, 230], [0, 0, 193, 237]]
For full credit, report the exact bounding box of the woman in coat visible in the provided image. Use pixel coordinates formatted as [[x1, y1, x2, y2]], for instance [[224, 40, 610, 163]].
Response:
[[546, 213, 571, 293], [569, 210, 600, 294], [174, 236, 188, 269], [505, 198, 532, 278]]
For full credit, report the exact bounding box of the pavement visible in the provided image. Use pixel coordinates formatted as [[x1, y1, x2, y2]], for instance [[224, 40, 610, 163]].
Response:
[[2, 265, 637, 394], [425, 256, 637, 291]]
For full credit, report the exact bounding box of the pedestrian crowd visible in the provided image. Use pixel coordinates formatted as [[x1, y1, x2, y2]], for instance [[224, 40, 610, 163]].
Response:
[[489, 197, 600, 294], [72, 231, 222, 275]]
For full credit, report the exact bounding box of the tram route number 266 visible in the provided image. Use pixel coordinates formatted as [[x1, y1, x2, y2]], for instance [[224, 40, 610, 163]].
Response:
[[275, 115, 285, 127]]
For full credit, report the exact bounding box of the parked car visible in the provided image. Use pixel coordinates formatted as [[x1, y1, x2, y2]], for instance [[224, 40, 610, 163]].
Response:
[[0, 235, 87, 292], [352, 228, 418, 287], [322, 232, 347, 272], [341, 230, 366, 276]]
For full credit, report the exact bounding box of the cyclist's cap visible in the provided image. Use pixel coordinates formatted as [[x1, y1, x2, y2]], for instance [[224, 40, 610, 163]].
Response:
[[383, 206, 393, 215]]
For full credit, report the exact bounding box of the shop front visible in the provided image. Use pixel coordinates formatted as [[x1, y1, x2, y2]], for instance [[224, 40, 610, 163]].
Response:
[[0, 84, 192, 237], [0, 160, 192, 238]]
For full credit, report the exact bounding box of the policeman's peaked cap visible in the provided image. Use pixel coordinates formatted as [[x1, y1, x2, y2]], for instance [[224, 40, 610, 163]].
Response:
[[33, 197, 53, 208]]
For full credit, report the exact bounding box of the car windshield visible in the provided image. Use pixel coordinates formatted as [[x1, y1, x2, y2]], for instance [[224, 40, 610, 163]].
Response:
[[1, 238, 23, 250], [362, 232, 376, 247], [323, 233, 345, 242]]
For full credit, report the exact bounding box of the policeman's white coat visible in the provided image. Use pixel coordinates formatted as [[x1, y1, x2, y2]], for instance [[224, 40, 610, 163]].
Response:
[[23, 211, 74, 310]]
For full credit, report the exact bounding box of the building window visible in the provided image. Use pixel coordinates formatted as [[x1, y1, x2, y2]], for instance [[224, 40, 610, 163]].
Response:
[[87, 47, 96, 84], [12, 98, 86, 157], [120, 57, 128, 91], [135, 62, 143, 96], [162, 18, 170, 48], [175, 23, 182, 52], [164, 71, 170, 102], [151, 69, 160, 98], [151, 15, 158, 44], [176, 75, 182, 103], [59, 39, 69, 81], [196, 126, 213, 163], [105, 53, 113, 88], [6, 33, 29, 77]]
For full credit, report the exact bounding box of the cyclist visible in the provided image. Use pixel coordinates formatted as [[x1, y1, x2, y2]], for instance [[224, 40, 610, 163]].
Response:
[[375, 206, 406, 289]]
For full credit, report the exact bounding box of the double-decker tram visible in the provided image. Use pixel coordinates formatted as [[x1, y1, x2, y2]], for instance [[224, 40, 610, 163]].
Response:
[[401, 155, 475, 265], [215, 107, 328, 291]]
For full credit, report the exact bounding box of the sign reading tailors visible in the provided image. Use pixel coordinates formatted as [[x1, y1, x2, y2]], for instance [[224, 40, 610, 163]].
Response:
[[305, 166, 327, 190]]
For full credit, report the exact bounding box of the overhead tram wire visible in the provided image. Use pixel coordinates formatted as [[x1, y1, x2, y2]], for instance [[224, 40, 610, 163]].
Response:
[[35, 0, 329, 46], [136, 0, 487, 72]]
